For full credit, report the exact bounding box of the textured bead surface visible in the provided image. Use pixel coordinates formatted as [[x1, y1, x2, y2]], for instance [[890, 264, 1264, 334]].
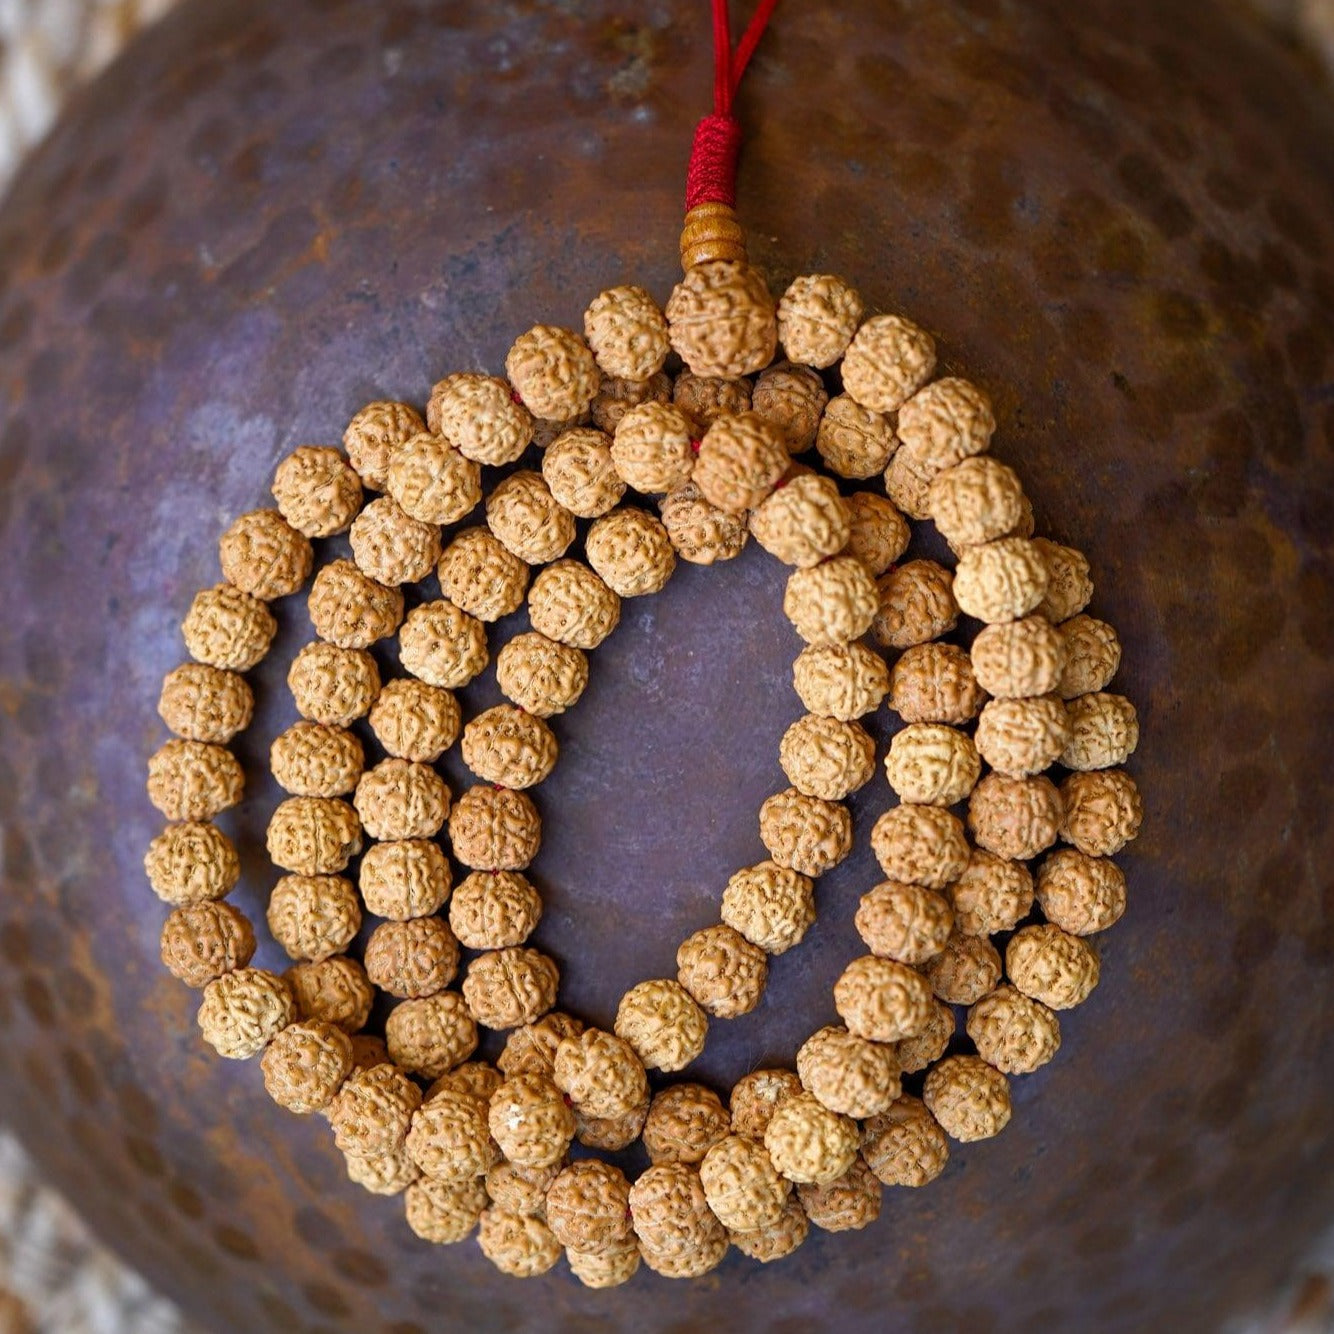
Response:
[[729, 1194, 809, 1263], [861, 1097, 949, 1188], [659, 482, 749, 564], [387, 992, 478, 1081], [923, 1055, 1012, 1142], [1036, 849, 1128, 935], [764, 1092, 860, 1186], [1057, 614, 1122, 698], [398, 599, 488, 689], [779, 713, 876, 801], [894, 997, 956, 1074], [1006, 923, 1100, 1009], [145, 821, 239, 905], [486, 470, 577, 566], [404, 1176, 488, 1243], [506, 325, 600, 421], [488, 1073, 576, 1168], [642, 1085, 731, 1165], [182, 582, 277, 670], [925, 932, 1003, 1005], [267, 797, 363, 875], [1034, 538, 1094, 622], [498, 1012, 585, 1080], [288, 956, 374, 1033], [834, 955, 936, 1043], [927, 455, 1024, 547], [160, 901, 256, 988], [495, 632, 589, 718], [666, 260, 778, 377], [261, 1020, 353, 1114], [967, 985, 1062, 1075], [884, 723, 981, 806], [954, 537, 1050, 623], [870, 803, 971, 888], [729, 1069, 803, 1141], [798, 1155, 882, 1233], [270, 721, 364, 797], [815, 394, 897, 479], [158, 662, 254, 743], [841, 315, 937, 413], [463, 948, 560, 1030], [586, 506, 676, 597], [359, 839, 452, 920], [307, 560, 403, 649], [676, 924, 769, 1019], [477, 1208, 564, 1277], [385, 432, 482, 526], [448, 871, 543, 950], [428, 372, 534, 466], [750, 473, 850, 567], [329, 1063, 422, 1158], [447, 785, 542, 871], [721, 861, 816, 955], [629, 1162, 729, 1274], [610, 402, 696, 494], [146, 739, 243, 821], [949, 850, 1035, 937], [544, 1158, 633, 1252], [354, 759, 450, 841], [896, 377, 996, 473], [218, 508, 313, 600], [700, 1134, 791, 1232], [552, 1029, 649, 1120], [776, 273, 864, 368], [854, 882, 954, 965], [1061, 692, 1140, 770], [672, 371, 752, 429], [783, 556, 879, 645], [843, 491, 910, 575], [527, 560, 621, 648], [615, 979, 709, 1073], [344, 400, 425, 490], [436, 527, 530, 623], [758, 787, 853, 877], [542, 427, 626, 517], [197, 968, 295, 1060], [462, 705, 558, 789], [871, 560, 958, 649], [975, 695, 1071, 777], [406, 1088, 496, 1182], [288, 642, 380, 727], [968, 771, 1064, 861], [584, 285, 671, 381], [752, 362, 828, 453], [364, 917, 460, 999], [1059, 769, 1143, 856], [272, 445, 364, 537], [267, 873, 362, 962], [971, 615, 1068, 698], [692, 411, 788, 513], [797, 1026, 901, 1119], [368, 679, 460, 763], [889, 642, 986, 725]]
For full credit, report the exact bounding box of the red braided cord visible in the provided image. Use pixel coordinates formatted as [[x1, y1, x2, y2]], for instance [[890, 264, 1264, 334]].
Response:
[[684, 0, 778, 210]]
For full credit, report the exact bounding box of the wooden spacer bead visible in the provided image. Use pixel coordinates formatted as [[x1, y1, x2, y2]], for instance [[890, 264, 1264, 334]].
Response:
[[680, 203, 748, 270]]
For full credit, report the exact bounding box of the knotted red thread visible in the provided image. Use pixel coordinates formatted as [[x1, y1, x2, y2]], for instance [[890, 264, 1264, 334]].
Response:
[[683, 0, 779, 211]]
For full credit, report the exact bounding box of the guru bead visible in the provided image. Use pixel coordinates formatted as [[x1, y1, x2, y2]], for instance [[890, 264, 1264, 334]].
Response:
[[343, 400, 426, 490], [307, 559, 404, 649], [505, 325, 600, 422], [763, 1092, 860, 1186], [676, 923, 769, 1019], [448, 871, 543, 950], [182, 583, 276, 670], [358, 839, 452, 920], [487, 1073, 576, 1168], [751, 362, 828, 453], [666, 260, 778, 378], [783, 556, 879, 645], [922, 1056, 1012, 1143], [196, 968, 296, 1060], [693, 411, 788, 514], [871, 559, 958, 650], [614, 979, 709, 1073], [495, 632, 588, 718], [585, 506, 676, 596], [610, 402, 696, 494], [266, 873, 362, 962], [861, 1096, 949, 1187], [1059, 769, 1143, 856], [584, 285, 671, 381], [854, 882, 954, 965], [895, 377, 996, 473], [447, 785, 542, 871], [779, 714, 876, 801], [699, 1134, 791, 1233], [641, 1085, 731, 1165], [869, 802, 970, 889], [384, 432, 482, 526], [485, 470, 577, 565], [833, 956, 936, 1043], [775, 273, 864, 369], [398, 599, 488, 689], [287, 641, 380, 726], [159, 902, 256, 988], [757, 786, 854, 877], [948, 849, 1035, 937], [436, 527, 530, 622], [542, 427, 626, 517], [796, 1026, 901, 1120], [146, 739, 243, 822], [721, 861, 816, 955], [1036, 849, 1127, 935], [750, 473, 850, 567], [953, 537, 1050, 623], [967, 771, 1064, 860], [368, 679, 460, 763], [218, 508, 313, 600], [841, 314, 937, 414], [462, 947, 560, 1030], [144, 820, 239, 905], [427, 372, 534, 466], [158, 663, 254, 744], [527, 559, 621, 648], [967, 985, 1062, 1075], [260, 1020, 354, 1115], [1006, 923, 1100, 1009], [883, 724, 981, 807], [461, 704, 558, 789], [271, 445, 364, 537], [815, 394, 897, 480], [386, 992, 478, 1080]]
